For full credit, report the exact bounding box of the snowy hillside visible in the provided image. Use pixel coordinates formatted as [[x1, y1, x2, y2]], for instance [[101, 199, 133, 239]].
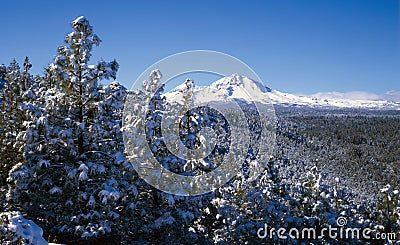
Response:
[[267, 89, 400, 109], [166, 74, 400, 110]]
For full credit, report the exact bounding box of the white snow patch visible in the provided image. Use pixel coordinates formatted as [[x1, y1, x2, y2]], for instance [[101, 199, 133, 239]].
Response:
[[0, 211, 48, 245]]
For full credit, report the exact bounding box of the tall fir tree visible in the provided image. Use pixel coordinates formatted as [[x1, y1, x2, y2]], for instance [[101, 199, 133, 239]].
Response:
[[0, 57, 33, 187], [8, 16, 136, 243]]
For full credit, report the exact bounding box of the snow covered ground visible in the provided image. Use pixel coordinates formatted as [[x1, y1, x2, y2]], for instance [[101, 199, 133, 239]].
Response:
[[0, 211, 48, 245], [166, 74, 400, 110]]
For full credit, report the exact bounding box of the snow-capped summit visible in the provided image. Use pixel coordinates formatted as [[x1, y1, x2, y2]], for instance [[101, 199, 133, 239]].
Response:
[[210, 74, 267, 93], [165, 74, 400, 110], [208, 74, 269, 102]]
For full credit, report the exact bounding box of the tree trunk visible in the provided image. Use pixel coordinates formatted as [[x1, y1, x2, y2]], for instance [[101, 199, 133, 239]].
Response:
[[78, 66, 84, 155]]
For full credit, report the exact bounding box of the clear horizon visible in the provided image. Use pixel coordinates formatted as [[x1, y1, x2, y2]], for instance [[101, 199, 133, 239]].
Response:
[[1, 0, 399, 95]]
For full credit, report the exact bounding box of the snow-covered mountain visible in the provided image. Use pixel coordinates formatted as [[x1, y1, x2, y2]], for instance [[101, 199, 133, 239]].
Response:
[[267, 88, 400, 109], [165, 74, 400, 110]]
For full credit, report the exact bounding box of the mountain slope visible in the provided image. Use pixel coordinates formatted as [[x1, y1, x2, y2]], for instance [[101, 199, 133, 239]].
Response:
[[165, 74, 400, 110]]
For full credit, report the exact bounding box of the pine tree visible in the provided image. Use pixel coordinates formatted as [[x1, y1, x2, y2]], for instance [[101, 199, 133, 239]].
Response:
[[0, 64, 6, 88], [0, 58, 33, 187], [376, 184, 400, 238], [122, 71, 215, 243], [8, 16, 134, 243]]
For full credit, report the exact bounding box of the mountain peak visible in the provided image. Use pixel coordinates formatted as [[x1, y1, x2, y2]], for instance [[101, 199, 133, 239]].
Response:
[[210, 74, 268, 95]]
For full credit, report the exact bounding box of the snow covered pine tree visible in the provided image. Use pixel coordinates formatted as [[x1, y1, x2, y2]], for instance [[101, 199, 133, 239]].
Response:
[[0, 57, 34, 187], [122, 71, 214, 243], [8, 16, 136, 243]]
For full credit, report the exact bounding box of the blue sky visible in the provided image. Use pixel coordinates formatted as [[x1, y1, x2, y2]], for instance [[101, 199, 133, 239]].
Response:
[[1, 0, 399, 94]]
